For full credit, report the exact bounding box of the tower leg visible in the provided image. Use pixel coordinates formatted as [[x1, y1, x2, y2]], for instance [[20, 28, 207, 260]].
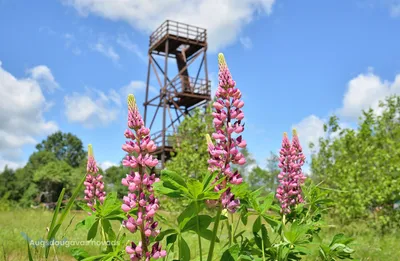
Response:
[[144, 54, 152, 124], [161, 39, 169, 168]]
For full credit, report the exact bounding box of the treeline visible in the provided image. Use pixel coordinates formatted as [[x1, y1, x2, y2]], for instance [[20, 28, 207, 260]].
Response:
[[0, 132, 129, 209], [0, 132, 88, 208], [311, 96, 400, 231]]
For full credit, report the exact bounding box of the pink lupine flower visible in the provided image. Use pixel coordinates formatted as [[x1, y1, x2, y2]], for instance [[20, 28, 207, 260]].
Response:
[[121, 94, 166, 261], [207, 53, 246, 213], [276, 130, 307, 214], [84, 144, 106, 214]]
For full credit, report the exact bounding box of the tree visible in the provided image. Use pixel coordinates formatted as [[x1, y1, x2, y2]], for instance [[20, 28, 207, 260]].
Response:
[[311, 96, 400, 231], [265, 152, 280, 191], [15, 151, 59, 205], [246, 152, 280, 193], [9, 132, 86, 206], [165, 107, 213, 180], [235, 148, 256, 178], [247, 166, 268, 190], [33, 161, 82, 203], [36, 131, 86, 168], [104, 165, 126, 198], [0, 166, 17, 200]]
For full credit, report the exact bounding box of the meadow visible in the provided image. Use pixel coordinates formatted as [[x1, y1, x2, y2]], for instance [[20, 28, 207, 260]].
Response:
[[1, 209, 399, 261]]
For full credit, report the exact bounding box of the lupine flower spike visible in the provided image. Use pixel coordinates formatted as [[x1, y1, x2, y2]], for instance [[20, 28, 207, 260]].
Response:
[[121, 94, 166, 261], [84, 144, 106, 214], [207, 53, 246, 213], [276, 130, 307, 214]]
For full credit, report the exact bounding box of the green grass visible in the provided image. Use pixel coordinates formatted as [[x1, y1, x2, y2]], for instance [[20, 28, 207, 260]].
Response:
[[318, 220, 400, 261], [0, 209, 399, 261]]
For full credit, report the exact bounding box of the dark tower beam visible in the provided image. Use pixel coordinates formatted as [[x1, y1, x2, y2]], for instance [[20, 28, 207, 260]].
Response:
[[143, 20, 211, 168]]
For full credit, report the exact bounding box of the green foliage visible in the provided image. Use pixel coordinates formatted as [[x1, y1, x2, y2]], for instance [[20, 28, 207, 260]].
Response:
[[74, 192, 126, 261], [17, 151, 60, 205], [36, 131, 86, 168], [247, 152, 280, 194], [19, 170, 87, 260], [165, 108, 213, 180], [319, 234, 355, 260], [154, 170, 224, 261], [154, 167, 355, 261], [33, 161, 82, 202], [0, 166, 17, 200], [235, 148, 256, 178], [229, 181, 355, 261], [0, 132, 87, 207], [311, 95, 400, 231], [103, 165, 126, 198]]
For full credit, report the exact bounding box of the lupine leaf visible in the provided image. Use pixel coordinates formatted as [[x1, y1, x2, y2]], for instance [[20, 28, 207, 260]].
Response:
[[87, 220, 99, 240], [181, 215, 212, 232], [178, 236, 191, 261]]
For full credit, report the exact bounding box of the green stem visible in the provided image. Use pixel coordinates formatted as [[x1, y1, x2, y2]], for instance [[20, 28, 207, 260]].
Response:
[[115, 224, 123, 241], [226, 219, 231, 247], [281, 215, 286, 238], [195, 201, 203, 261], [51, 243, 59, 261], [218, 221, 224, 241], [226, 214, 234, 246], [178, 236, 182, 261], [233, 213, 241, 242], [261, 234, 266, 261], [100, 220, 109, 250], [207, 205, 222, 261]]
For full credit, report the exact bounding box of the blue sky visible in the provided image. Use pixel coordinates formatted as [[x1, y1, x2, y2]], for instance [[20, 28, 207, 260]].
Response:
[[1, 0, 400, 171]]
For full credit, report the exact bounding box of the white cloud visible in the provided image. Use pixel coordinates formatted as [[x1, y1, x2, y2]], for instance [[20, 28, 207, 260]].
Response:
[[64, 88, 121, 128], [121, 81, 145, 93], [339, 69, 400, 120], [293, 69, 400, 159], [0, 61, 58, 169], [108, 89, 122, 107], [28, 65, 60, 92], [64, 0, 276, 51], [240, 36, 253, 49], [0, 159, 25, 172], [116, 34, 147, 63], [99, 160, 119, 170], [120, 81, 158, 98], [64, 79, 160, 128], [91, 42, 120, 62], [292, 115, 325, 155]]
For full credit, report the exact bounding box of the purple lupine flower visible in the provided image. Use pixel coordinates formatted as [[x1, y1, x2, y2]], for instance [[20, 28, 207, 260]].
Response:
[[84, 144, 106, 214], [121, 94, 166, 261], [276, 130, 307, 214], [206, 53, 246, 213]]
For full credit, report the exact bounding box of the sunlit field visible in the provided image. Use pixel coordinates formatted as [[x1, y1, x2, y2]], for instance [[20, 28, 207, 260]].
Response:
[[1, 209, 399, 261]]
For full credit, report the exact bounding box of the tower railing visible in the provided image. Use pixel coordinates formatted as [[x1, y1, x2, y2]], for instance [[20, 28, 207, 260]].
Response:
[[168, 76, 211, 96], [150, 130, 179, 148], [149, 20, 207, 47]]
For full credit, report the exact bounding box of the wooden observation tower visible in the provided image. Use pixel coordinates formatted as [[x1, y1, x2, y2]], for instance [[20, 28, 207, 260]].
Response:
[[143, 20, 211, 168]]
